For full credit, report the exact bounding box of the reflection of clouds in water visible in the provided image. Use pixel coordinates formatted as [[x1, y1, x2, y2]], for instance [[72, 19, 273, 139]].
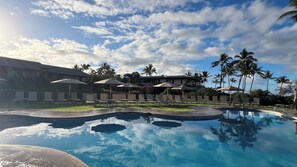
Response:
[[71, 119, 221, 166], [0, 123, 85, 140]]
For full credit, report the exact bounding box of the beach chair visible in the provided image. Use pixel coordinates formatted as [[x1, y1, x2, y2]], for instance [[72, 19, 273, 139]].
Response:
[[197, 96, 204, 103], [203, 96, 210, 103], [146, 94, 155, 103], [70, 92, 81, 102], [175, 95, 182, 104], [57, 92, 67, 102], [43, 92, 54, 102], [138, 94, 146, 104], [167, 94, 175, 104], [127, 94, 137, 102], [100, 93, 108, 102], [12, 91, 26, 103], [251, 97, 260, 106], [242, 96, 251, 106], [211, 96, 219, 104], [113, 93, 125, 103], [85, 94, 96, 104], [232, 96, 242, 105], [219, 96, 229, 104], [190, 95, 197, 103], [27, 92, 38, 102]]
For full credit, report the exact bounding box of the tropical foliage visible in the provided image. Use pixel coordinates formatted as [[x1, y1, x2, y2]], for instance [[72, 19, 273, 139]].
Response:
[[142, 64, 157, 76], [278, 0, 297, 22]]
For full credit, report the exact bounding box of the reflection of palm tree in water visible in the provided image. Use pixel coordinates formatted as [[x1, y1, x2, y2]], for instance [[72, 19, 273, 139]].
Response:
[[211, 111, 288, 150]]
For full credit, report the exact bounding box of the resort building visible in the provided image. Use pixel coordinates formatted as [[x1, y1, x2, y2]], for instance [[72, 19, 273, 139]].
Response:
[[0, 56, 89, 81], [139, 75, 200, 87]]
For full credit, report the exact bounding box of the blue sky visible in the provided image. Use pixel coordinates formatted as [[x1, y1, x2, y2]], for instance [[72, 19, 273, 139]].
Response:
[[0, 0, 296, 92]]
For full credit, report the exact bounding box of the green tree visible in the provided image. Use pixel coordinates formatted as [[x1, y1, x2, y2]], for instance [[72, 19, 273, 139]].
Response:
[[232, 49, 257, 93], [96, 63, 116, 79], [262, 70, 275, 92], [249, 64, 264, 94], [123, 71, 141, 84], [142, 64, 157, 76], [211, 53, 232, 87], [222, 63, 236, 86], [278, 0, 297, 22], [275, 76, 290, 95], [185, 71, 192, 76], [199, 71, 212, 86]]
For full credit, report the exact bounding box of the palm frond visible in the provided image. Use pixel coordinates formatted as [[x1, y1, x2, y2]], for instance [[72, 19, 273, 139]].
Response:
[[278, 10, 297, 20]]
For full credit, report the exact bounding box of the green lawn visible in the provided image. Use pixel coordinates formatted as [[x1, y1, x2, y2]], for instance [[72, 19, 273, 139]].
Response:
[[0, 102, 296, 115]]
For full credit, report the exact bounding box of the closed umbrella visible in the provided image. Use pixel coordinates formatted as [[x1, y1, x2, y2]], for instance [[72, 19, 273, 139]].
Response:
[[171, 85, 193, 99], [94, 78, 124, 98], [117, 83, 140, 94], [51, 78, 87, 97], [154, 82, 176, 96], [216, 86, 243, 92]]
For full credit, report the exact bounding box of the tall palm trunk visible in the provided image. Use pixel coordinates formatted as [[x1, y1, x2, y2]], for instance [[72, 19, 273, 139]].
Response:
[[227, 75, 230, 86], [249, 75, 255, 94], [237, 75, 243, 92], [279, 82, 283, 94], [266, 79, 269, 92]]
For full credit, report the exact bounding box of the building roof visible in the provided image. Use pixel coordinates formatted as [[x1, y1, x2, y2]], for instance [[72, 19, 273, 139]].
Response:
[[0, 56, 43, 70], [0, 56, 89, 77]]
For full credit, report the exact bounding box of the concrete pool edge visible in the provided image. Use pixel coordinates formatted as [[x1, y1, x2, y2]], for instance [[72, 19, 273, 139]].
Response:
[[0, 144, 88, 167], [0, 106, 224, 120]]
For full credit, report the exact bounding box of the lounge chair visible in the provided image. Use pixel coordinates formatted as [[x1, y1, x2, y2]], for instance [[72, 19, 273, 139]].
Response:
[[146, 94, 156, 103], [43, 92, 54, 102], [138, 94, 146, 104], [203, 96, 210, 103], [70, 92, 81, 102], [219, 96, 229, 104], [212, 96, 219, 104], [113, 93, 125, 103], [242, 96, 250, 106], [99, 93, 108, 102], [251, 97, 260, 106], [156, 94, 167, 104], [232, 96, 241, 105], [127, 94, 137, 102], [27, 92, 38, 102], [12, 91, 26, 103], [85, 94, 96, 104], [190, 95, 196, 103], [175, 95, 182, 104], [57, 92, 67, 102], [197, 96, 204, 103]]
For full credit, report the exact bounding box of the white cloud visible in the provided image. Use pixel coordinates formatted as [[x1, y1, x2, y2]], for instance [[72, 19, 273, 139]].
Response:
[[0, 36, 97, 68], [30, 9, 49, 17]]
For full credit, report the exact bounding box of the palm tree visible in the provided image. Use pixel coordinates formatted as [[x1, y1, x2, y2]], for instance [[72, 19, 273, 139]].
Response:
[[213, 74, 221, 88], [230, 78, 237, 86], [211, 53, 232, 87], [262, 70, 275, 92], [249, 64, 264, 94], [199, 71, 212, 86], [222, 63, 237, 86], [278, 0, 297, 23], [142, 64, 157, 76], [232, 49, 257, 93], [185, 71, 192, 76], [275, 76, 290, 95]]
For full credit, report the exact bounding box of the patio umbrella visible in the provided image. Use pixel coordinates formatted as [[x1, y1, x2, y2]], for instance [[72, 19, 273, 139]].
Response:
[[216, 86, 243, 100], [117, 83, 140, 94], [171, 85, 193, 98], [0, 78, 7, 83], [154, 82, 177, 96], [94, 78, 124, 98], [51, 78, 87, 97], [216, 86, 243, 92]]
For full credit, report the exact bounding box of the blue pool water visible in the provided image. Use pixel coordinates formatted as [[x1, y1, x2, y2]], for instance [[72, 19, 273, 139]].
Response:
[[0, 110, 297, 167]]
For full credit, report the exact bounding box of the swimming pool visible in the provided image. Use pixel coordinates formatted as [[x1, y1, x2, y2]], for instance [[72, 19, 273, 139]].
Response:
[[0, 109, 296, 167]]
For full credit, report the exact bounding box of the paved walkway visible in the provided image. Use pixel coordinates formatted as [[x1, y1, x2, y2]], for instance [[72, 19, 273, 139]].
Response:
[[0, 145, 87, 167], [0, 107, 223, 120]]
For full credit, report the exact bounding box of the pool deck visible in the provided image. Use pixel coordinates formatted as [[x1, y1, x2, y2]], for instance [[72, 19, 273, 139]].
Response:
[[0, 144, 87, 167], [0, 106, 224, 120]]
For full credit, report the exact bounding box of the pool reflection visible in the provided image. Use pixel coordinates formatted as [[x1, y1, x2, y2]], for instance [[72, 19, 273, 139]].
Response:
[[211, 110, 288, 150], [91, 124, 126, 134]]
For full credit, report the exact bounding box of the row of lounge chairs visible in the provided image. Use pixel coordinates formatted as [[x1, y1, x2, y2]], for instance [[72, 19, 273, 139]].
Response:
[[11, 91, 260, 106]]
